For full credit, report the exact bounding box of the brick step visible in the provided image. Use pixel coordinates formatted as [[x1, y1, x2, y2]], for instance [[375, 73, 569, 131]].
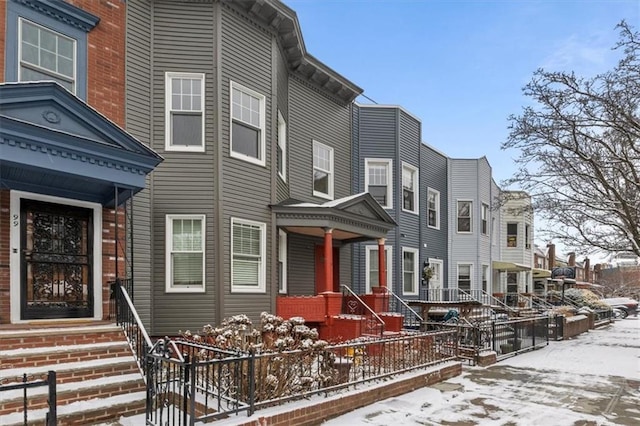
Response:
[[2, 391, 146, 426], [0, 372, 144, 417], [0, 341, 133, 370], [0, 324, 124, 351], [0, 356, 140, 385]]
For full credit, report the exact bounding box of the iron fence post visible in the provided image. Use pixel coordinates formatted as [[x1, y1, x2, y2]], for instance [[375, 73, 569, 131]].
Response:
[[531, 319, 535, 347], [492, 321, 496, 353], [47, 370, 57, 426], [248, 351, 256, 417]]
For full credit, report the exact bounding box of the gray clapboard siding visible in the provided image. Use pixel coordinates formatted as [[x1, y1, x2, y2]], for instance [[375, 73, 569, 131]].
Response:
[[420, 143, 448, 289], [127, 0, 153, 328], [219, 5, 274, 325], [149, 0, 217, 336], [275, 47, 289, 202]]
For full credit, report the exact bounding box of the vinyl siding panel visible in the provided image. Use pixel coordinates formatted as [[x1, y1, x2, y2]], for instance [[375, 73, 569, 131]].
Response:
[[126, 0, 152, 328], [397, 110, 421, 297], [150, 0, 217, 336], [219, 5, 274, 324], [288, 78, 352, 203], [275, 48, 289, 202], [287, 234, 318, 296], [351, 106, 398, 294], [421, 144, 448, 289]]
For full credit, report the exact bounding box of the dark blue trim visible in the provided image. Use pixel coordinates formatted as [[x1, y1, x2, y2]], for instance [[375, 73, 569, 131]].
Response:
[[5, 0, 93, 99], [13, 0, 100, 31]]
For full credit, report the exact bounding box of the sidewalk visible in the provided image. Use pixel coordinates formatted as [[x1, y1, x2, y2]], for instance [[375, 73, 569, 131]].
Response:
[[323, 317, 640, 426]]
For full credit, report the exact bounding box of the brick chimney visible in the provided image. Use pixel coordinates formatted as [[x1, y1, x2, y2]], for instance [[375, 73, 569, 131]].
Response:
[[584, 258, 590, 282], [547, 243, 555, 270], [568, 252, 576, 267]]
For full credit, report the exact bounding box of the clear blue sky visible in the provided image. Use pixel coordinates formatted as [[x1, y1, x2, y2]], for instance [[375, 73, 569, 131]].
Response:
[[284, 0, 639, 186]]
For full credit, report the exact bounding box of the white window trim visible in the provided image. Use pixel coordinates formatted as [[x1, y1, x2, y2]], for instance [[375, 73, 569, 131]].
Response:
[[365, 245, 392, 294], [427, 188, 440, 230], [402, 247, 419, 296], [428, 258, 444, 288], [231, 217, 267, 293], [401, 162, 419, 215], [507, 222, 519, 248], [457, 199, 473, 234], [277, 110, 287, 182], [313, 140, 334, 200], [18, 18, 77, 93], [457, 263, 473, 290], [9, 191, 103, 323], [164, 72, 205, 152], [278, 229, 287, 294], [481, 203, 489, 236], [165, 214, 206, 293], [482, 263, 490, 292], [364, 158, 393, 209], [230, 80, 266, 167]]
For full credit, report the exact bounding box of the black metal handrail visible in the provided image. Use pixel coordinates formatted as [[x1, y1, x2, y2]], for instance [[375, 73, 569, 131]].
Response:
[[0, 371, 57, 425], [110, 278, 153, 380], [340, 285, 385, 336], [384, 287, 423, 330]]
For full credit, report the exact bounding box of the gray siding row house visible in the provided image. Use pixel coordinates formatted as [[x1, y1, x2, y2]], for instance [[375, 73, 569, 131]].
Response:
[[119, 0, 534, 336]]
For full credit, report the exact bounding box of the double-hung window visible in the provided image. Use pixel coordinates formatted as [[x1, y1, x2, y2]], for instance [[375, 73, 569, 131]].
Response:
[[525, 224, 531, 249], [231, 218, 266, 293], [166, 215, 205, 293], [230, 81, 266, 166], [402, 247, 419, 295], [457, 200, 472, 233], [166, 73, 205, 151], [313, 141, 334, 199], [507, 223, 518, 247], [19, 19, 75, 92], [365, 246, 392, 294], [402, 163, 418, 214], [481, 203, 489, 235], [458, 263, 472, 292], [365, 159, 392, 208], [277, 111, 287, 182], [482, 264, 489, 292], [427, 188, 440, 229]]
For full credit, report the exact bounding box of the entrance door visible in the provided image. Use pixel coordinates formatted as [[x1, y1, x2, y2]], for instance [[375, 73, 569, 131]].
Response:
[[21, 200, 94, 319], [315, 246, 340, 293]]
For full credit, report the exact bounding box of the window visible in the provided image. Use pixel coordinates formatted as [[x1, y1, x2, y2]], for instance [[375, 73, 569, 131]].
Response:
[[365, 246, 392, 294], [427, 258, 443, 286], [19, 19, 75, 92], [458, 263, 472, 292], [525, 224, 531, 249], [231, 218, 266, 293], [457, 200, 472, 233], [313, 141, 334, 199], [230, 81, 266, 166], [481, 203, 489, 235], [402, 248, 419, 295], [278, 230, 287, 294], [165, 215, 205, 293], [427, 188, 440, 229], [165, 73, 204, 151], [507, 223, 518, 247], [277, 111, 287, 181], [402, 163, 418, 213], [482, 264, 489, 292], [365, 159, 392, 208]]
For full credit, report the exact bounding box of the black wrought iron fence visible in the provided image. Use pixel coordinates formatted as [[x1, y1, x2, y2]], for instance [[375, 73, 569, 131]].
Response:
[[0, 371, 57, 425], [493, 316, 549, 359], [144, 330, 458, 425]]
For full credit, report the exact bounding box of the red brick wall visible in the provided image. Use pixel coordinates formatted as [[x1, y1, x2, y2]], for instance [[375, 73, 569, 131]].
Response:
[[234, 363, 462, 426], [0, 190, 10, 323], [67, 0, 126, 127], [101, 207, 126, 320]]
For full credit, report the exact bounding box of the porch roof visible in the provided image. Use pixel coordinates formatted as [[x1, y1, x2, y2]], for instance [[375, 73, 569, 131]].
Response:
[[0, 82, 163, 206], [532, 267, 551, 278], [492, 261, 532, 272], [271, 192, 397, 242]]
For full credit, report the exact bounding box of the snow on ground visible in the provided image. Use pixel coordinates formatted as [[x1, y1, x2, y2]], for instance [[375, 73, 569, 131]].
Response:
[[104, 318, 639, 426], [323, 317, 640, 426]]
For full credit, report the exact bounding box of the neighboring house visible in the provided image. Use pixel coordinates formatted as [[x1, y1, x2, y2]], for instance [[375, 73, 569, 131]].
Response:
[[0, 0, 162, 326], [124, 0, 397, 336], [447, 157, 496, 297], [351, 105, 422, 299]]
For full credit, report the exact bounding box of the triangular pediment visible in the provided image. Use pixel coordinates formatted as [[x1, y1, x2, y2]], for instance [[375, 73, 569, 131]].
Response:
[[329, 192, 396, 225], [0, 82, 156, 156]]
